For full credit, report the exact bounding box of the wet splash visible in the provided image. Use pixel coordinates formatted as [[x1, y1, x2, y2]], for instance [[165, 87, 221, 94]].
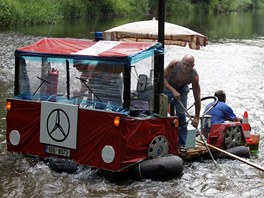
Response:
[[0, 33, 264, 197]]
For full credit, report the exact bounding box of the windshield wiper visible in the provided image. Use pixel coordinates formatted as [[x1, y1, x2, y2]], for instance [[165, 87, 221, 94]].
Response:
[[76, 77, 102, 102]]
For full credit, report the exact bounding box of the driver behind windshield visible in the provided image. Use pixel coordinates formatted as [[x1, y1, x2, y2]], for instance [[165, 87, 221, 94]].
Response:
[[73, 60, 95, 105]]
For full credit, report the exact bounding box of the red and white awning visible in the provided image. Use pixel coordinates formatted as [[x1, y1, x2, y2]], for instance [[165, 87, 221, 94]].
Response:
[[16, 38, 162, 64]]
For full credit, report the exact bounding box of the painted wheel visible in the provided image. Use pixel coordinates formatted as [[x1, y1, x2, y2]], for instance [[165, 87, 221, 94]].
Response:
[[224, 126, 242, 149], [148, 135, 168, 159]]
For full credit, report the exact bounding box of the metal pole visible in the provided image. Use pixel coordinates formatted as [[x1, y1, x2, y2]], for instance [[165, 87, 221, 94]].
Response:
[[154, 0, 165, 114], [177, 98, 218, 167]]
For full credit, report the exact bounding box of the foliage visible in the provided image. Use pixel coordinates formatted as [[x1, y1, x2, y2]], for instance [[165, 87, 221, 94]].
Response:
[[166, 0, 195, 15], [0, 0, 264, 27], [148, 0, 194, 17], [0, 0, 62, 27], [0, 0, 14, 27], [195, 0, 254, 14], [59, 0, 94, 19], [130, 0, 150, 16], [253, 0, 264, 9]]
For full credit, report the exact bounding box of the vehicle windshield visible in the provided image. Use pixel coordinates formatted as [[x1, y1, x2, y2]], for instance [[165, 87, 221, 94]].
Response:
[[15, 56, 154, 115]]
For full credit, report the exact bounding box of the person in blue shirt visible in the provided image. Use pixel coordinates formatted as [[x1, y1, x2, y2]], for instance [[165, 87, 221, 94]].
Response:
[[204, 90, 240, 135]]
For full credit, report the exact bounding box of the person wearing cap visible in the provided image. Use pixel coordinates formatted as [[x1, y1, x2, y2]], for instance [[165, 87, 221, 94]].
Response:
[[164, 54, 201, 147]]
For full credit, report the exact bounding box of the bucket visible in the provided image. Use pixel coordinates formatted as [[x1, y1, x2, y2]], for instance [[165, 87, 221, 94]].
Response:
[[246, 134, 260, 154]]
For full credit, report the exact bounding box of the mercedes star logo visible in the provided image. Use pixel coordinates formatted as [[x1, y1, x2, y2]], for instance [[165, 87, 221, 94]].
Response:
[[46, 108, 70, 142]]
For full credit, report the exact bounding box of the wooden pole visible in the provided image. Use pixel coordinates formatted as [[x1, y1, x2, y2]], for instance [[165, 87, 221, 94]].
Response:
[[197, 140, 264, 172]]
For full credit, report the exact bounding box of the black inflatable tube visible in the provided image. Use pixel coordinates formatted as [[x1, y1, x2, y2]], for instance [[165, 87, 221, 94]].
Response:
[[40, 146, 250, 178], [46, 155, 184, 181], [131, 155, 184, 180], [47, 158, 79, 174], [213, 146, 251, 159]]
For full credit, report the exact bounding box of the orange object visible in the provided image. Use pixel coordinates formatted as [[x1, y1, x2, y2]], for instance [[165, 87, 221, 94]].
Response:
[[114, 116, 120, 127], [246, 134, 260, 153], [6, 101, 12, 111], [173, 119, 179, 127], [242, 111, 251, 138]]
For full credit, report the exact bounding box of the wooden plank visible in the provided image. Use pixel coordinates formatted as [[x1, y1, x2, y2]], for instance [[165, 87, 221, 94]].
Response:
[[180, 144, 209, 160]]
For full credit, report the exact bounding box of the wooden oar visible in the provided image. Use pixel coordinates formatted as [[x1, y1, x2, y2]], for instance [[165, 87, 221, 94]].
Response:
[[196, 139, 264, 172]]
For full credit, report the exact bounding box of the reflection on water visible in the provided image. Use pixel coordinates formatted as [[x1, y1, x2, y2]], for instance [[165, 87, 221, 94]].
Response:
[[168, 10, 264, 42], [4, 10, 264, 41], [0, 29, 264, 197]]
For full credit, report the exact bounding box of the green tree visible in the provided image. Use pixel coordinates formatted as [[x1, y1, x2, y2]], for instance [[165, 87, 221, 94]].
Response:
[[1, 0, 264, 27]]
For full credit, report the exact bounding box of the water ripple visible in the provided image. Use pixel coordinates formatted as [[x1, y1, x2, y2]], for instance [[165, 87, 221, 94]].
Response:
[[0, 33, 264, 197]]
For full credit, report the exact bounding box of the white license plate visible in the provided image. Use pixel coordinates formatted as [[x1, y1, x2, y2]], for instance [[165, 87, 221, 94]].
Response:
[[45, 145, 70, 157]]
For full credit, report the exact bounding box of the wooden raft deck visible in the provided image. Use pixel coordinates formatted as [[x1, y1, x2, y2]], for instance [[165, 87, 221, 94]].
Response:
[[179, 142, 209, 160]]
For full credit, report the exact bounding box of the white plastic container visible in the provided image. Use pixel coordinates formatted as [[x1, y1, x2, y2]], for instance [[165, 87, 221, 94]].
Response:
[[185, 125, 196, 148]]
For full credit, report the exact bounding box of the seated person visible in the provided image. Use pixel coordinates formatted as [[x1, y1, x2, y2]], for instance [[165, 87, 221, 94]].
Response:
[[203, 90, 240, 135], [90, 62, 123, 107], [73, 60, 95, 105]]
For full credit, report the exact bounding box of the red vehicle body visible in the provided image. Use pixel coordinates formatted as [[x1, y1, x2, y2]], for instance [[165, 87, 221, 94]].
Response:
[[6, 38, 256, 179], [6, 38, 180, 175], [207, 122, 245, 149]]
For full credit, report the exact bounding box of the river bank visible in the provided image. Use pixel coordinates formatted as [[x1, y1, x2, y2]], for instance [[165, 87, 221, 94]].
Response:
[[1, 0, 264, 28]]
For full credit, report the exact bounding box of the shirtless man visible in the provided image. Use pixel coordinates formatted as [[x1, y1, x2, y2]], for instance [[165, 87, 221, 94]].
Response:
[[164, 54, 201, 147]]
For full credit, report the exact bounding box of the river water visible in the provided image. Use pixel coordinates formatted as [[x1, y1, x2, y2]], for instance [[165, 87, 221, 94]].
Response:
[[1, 11, 264, 198]]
